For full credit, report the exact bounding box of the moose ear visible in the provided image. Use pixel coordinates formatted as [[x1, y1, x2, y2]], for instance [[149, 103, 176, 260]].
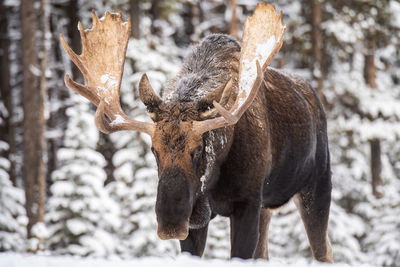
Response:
[[139, 74, 162, 117]]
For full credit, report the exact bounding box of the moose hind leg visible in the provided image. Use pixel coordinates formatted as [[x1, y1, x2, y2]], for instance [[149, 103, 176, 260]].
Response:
[[294, 180, 332, 263], [180, 224, 209, 257], [253, 208, 272, 259]]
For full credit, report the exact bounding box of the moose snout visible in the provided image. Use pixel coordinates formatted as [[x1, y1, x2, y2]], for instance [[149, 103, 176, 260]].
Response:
[[155, 167, 192, 240]]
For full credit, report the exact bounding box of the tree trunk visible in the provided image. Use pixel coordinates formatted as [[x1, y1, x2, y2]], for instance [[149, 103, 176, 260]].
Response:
[[46, 9, 59, 197], [37, 0, 48, 223], [229, 0, 238, 40], [311, 0, 325, 103], [21, 0, 46, 237], [66, 0, 82, 82], [197, 0, 204, 24], [150, 0, 160, 34], [130, 0, 140, 39], [370, 139, 382, 198], [0, 1, 16, 186], [97, 133, 117, 186], [364, 37, 382, 198], [364, 39, 377, 89]]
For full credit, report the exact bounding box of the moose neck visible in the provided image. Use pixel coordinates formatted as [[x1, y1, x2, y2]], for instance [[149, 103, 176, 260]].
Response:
[[200, 127, 233, 192]]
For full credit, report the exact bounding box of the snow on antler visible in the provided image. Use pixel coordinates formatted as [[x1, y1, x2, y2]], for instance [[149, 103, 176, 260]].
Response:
[[192, 2, 286, 135], [238, 2, 286, 107], [60, 11, 155, 135], [60, 11, 131, 107]]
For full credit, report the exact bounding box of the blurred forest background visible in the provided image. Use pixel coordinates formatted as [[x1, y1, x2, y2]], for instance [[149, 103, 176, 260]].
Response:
[[0, 0, 399, 265]]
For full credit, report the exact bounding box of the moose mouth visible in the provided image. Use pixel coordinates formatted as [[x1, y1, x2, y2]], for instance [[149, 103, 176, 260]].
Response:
[[157, 220, 189, 240]]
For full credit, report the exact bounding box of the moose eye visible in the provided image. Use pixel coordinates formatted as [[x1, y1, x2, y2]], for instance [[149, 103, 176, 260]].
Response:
[[191, 146, 203, 166]]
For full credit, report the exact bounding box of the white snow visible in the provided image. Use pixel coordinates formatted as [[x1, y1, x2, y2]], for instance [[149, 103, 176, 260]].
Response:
[[238, 36, 276, 107], [66, 219, 88, 236], [100, 73, 118, 92], [30, 223, 49, 240], [0, 157, 10, 170], [390, 1, 400, 27], [50, 181, 75, 196], [28, 64, 41, 77], [110, 114, 126, 126], [200, 131, 218, 192], [94, 73, 118, 105], [0, 140, 9, 151], [323, 19, 361, 44], [200, 176, 206, 192], [0, 253, 379, 267]]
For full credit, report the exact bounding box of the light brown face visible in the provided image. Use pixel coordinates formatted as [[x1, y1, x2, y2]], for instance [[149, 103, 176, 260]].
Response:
[[151, 120, 203, 178], [149, 102, 210, 240]]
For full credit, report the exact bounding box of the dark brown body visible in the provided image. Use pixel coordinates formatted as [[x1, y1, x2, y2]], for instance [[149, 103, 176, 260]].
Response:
[[196, 67, 332, 260], [148, 34, 332, 261]]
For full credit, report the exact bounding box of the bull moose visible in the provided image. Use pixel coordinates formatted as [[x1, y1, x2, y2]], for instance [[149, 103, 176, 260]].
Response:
[[60, 2, 332, 262]]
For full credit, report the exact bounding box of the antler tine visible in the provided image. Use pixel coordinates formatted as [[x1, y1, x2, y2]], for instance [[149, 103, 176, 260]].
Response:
[[60, 34, 90, 78], [193, 2, 285, 135], [95, 102, 154, 134], [200, 78, 236, 119], [61, 34, 99, 106], [193, 61, 263, 134], [91, 10, 99, 26], [218, 78, 235, 106], [60, 11, 155, 136], [64, 74, 100, 106], [95, 102, 115, 134]]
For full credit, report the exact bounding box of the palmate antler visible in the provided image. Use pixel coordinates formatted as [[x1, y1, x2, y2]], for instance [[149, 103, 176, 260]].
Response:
[[61, 4, 284, 137], [193, 2, 286, 135], [60, 12, 154, 135]]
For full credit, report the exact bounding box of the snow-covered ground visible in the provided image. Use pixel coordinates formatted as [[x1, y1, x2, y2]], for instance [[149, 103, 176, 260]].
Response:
[[0, 253, 378, 267]]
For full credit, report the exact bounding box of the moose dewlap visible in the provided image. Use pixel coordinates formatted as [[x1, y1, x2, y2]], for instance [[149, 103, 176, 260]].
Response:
[[60, 2, 332, 263]]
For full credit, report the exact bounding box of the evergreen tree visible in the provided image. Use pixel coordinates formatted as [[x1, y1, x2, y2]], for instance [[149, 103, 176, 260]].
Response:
[[0, 140, 27, 252], [323, 0, 400, 263], [46, 97, 120, 256], [363, 158, 400, 266]]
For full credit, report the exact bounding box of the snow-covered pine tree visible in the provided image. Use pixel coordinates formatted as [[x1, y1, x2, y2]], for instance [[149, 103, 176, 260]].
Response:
[[323, 0, 400, 264], [363, 156, 400, 266], [357, 4, 400, 263], [46, 96, 120, 256], [0, 140, 27, 252], [0, 1, 26, 252]]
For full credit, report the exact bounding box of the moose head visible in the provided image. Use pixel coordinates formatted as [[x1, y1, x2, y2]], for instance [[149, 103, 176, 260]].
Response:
[[60, 5, 285, 241]]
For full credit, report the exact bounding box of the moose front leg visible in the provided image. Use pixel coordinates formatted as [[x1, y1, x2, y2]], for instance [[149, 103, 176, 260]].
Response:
[[180, 224, 209, 257], [230, 202, 261, 259]]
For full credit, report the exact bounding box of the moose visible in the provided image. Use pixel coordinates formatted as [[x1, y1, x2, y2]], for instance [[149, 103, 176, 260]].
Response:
[[60, 2, 332, 262]]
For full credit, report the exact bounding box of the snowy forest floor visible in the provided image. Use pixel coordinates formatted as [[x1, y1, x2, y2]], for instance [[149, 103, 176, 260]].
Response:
[[0, 253, 378, 267]]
